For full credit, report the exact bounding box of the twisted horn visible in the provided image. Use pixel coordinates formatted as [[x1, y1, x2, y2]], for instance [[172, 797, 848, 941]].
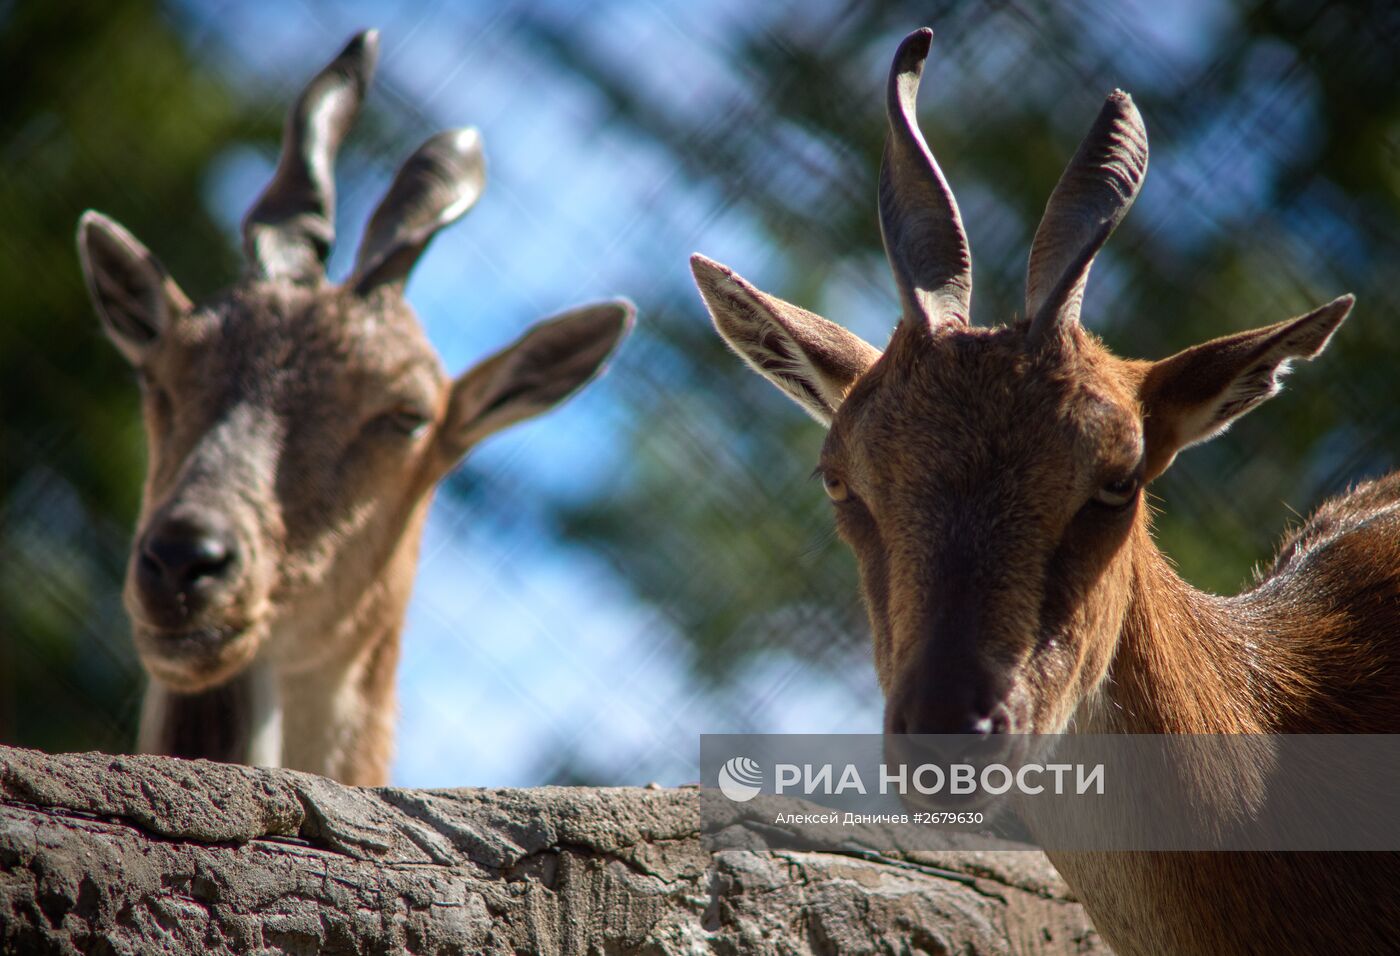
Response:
[[1025, 90, 1148, 342], [351, 127, 486, 293], [242, 30, 378, 283], [879, 28, 972, 331]]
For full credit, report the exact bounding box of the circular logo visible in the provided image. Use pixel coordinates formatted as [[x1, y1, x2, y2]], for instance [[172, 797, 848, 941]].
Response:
[[718, 756, 763, 802]]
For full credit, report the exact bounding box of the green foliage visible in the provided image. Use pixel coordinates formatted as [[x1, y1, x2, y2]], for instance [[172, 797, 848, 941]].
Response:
[[0, 0, 259, 751]]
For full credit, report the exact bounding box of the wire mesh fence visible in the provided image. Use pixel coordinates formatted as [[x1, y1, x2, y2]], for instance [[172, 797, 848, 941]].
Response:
[[3, 0, 1398, 787]]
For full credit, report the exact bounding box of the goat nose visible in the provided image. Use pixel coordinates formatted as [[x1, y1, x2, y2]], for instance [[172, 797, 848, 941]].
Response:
[[139, 516, 236, 593], [909, 706, 1009, 740], [970, 708, 1011, 736], [888, 691, 1013, 762], [892, 691, 986, 737]]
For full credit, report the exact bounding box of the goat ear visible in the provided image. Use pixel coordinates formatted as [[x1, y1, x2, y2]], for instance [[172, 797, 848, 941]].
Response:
[[76, 211, 191, 365], [442, 300, 633, 454], [691, 254, 880, 426], [1140, 295, 1353, 479]]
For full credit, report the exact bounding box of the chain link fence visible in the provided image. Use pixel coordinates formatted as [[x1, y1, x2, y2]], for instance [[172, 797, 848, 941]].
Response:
[[3, 0, 1398, 786]]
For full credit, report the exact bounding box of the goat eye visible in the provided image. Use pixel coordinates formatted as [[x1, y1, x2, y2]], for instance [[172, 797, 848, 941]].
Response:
[[823, 474, 850, 503], [376, 406, 431, 437], [1093, 475, 1140, 508]]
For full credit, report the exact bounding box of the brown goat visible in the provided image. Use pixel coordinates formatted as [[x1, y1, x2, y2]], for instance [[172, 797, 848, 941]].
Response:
[[694, 28, 1400, 955], [77, 31, 633, 786]]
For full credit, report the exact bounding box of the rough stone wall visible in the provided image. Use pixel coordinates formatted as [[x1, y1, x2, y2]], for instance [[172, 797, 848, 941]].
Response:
[[0, 747, 1106, 954]]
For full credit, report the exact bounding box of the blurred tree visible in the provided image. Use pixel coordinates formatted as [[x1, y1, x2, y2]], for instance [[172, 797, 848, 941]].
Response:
[[0, 0, 258, 752]]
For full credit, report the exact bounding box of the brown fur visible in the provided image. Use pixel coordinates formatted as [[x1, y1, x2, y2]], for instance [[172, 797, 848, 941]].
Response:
[[703, 274, 1400, 955], [1053, 475, 1400, 954], [695, 27, 1399, 955], [82, 259, 627, 787], [78, 32, 632, 785]]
